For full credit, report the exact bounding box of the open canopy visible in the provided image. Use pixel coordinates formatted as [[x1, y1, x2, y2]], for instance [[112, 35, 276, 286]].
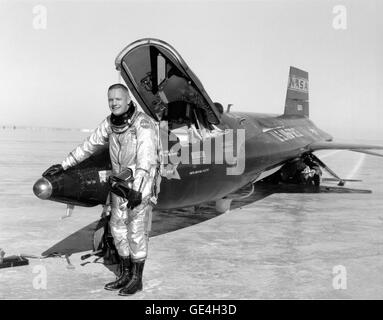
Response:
[[115, 38, 220, 125]]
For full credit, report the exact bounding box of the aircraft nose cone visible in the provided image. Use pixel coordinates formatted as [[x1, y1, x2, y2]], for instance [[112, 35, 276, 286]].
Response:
[[33, 177, 53, 200]]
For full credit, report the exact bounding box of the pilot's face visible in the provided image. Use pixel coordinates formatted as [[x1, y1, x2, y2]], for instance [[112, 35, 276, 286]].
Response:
[[108, 88, 130, 116]]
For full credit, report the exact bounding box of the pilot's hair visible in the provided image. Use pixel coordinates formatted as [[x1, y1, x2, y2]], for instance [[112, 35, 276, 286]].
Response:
[[108, 83, 130, 95]]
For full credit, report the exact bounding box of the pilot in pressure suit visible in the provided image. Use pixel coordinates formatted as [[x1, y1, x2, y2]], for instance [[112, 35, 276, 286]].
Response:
[[43, 83, 161, 296]]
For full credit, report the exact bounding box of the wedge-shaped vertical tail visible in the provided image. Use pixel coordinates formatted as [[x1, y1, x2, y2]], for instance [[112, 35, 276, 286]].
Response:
[[284, 66, 309, 117]]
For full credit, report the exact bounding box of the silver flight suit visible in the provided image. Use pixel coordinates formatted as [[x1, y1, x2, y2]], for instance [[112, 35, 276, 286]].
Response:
[[61, 108, 160, 261]]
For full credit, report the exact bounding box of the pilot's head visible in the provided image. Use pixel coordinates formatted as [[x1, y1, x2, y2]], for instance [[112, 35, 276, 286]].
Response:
[[108, 83, 131, 116]]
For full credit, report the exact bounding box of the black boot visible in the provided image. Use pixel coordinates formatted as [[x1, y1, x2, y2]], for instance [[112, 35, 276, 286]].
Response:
[[118, 260, 145, 296], [104, 256, 131, 291]]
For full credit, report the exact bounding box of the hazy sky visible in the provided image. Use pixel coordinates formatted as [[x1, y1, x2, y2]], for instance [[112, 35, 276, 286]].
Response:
[[0, 0, 382, 140]]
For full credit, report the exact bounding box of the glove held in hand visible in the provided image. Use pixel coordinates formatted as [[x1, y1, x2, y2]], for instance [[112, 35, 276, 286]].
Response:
[[42, 164, 64, 177], [108, 171, 142, 209]]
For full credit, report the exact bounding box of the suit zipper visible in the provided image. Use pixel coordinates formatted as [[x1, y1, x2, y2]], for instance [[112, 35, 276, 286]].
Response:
[[116, 135, 122, 172]]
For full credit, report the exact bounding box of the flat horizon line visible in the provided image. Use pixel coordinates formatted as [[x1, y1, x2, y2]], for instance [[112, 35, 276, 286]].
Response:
[[0, 125, 92, 132]]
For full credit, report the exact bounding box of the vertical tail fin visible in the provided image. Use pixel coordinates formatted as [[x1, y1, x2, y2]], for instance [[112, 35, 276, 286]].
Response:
[[284, 66, 309, 117]]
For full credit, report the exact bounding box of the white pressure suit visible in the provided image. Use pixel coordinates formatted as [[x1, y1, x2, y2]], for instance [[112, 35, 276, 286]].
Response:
[[61, 106, 160, 261]]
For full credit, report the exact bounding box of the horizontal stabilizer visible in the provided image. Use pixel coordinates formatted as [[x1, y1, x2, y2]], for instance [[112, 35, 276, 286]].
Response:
[[309, 141, 383, 157], [255, 182, 371, 194], [322, 178, 362, 183], [350, 149, 383, 158]]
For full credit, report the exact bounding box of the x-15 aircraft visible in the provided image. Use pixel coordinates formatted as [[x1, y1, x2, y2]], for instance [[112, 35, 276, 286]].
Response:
[[32, 38, 383, 258]]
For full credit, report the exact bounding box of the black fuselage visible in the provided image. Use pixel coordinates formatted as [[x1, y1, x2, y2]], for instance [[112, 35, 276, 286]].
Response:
[[35, 111, 331, 210]]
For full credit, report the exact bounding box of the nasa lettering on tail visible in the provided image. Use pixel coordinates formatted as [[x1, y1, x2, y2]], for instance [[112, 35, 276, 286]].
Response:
[[284, 66, 309, 117]]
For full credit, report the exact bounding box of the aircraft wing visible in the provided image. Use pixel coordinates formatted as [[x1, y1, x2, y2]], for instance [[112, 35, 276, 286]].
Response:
[[308, 141, 383, 157], [42, 208, 224, 257]]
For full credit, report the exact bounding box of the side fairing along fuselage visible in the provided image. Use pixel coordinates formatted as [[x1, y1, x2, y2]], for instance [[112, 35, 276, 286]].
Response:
[[156, 111, 332, 209]]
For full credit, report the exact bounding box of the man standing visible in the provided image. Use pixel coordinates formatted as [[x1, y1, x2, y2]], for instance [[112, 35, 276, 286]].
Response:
[[43, 83, 160, 296]]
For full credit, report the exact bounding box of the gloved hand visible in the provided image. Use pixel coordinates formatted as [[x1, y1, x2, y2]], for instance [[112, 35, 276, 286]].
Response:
[[108, 177, 142, 209], [42, 164, 64, 177], [125, 189, 142, 209]]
